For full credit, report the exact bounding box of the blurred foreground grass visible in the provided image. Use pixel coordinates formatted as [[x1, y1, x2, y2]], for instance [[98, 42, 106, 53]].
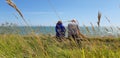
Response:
[[0, 34, 120, 58]]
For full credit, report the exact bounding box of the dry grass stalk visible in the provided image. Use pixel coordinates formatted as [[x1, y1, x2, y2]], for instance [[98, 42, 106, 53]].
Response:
[[6, 0, 28, 25], [86, 26, 90, 33], [90, 22, 96, 32], [78, 30, 86, 39], [83, 24, 90, 33], [117, 27, 120, 30], [97, 11, 101, 27], [105, 16, 111, 23], [13, 13, 18, 19], [104, 27, 109, 32], [110, 27, 113, 32]]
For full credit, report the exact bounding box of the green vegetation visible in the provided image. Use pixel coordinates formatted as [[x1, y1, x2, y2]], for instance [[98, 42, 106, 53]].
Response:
[[0, 34, 120, 58]]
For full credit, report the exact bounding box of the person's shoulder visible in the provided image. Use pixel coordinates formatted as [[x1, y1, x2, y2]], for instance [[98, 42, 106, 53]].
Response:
[[68, 22, 73, 25], [69, 22, 78, 25], [68, 23, 72, 26]]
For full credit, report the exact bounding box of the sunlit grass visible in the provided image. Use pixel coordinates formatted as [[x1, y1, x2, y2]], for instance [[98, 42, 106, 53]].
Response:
[[0, 33, 120, 58]]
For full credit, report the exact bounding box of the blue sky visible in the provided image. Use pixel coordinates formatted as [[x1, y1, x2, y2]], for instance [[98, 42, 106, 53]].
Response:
[[0, 0, 120, 26]]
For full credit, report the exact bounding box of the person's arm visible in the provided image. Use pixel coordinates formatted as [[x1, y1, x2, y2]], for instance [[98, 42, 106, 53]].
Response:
[[55, 26, 58, 33], [63, 26, 66, 32], [76, 25, 80, 30]]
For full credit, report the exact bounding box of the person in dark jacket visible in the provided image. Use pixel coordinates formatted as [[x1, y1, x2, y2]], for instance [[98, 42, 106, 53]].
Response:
[[55, 21, 66, 40]]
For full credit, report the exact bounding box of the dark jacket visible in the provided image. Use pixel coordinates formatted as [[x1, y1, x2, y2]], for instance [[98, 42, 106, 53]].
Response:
[[55, 23, 66, 37]]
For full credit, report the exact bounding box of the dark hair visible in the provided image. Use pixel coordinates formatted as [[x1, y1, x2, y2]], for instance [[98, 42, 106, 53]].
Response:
[[57, 21, 62, 25]]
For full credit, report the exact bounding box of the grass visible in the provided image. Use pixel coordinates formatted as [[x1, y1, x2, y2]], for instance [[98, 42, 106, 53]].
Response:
[[0, 34, 120, 58]]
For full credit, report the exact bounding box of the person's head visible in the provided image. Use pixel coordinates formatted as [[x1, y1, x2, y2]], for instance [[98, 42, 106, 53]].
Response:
[[71, 19, 76, 23], [57, 20, 62, 25]]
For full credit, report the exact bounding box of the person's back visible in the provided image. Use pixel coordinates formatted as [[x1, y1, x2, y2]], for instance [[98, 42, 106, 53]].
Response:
[[68, 20, 79, 39], [55, 21, 66, 40]]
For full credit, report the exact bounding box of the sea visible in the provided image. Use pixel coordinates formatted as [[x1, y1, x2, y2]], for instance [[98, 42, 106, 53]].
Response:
[[0, 26, 120, 37]]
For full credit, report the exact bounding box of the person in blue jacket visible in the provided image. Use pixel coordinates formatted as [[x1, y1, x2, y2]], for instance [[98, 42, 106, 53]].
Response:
[[55, 21, 66, 40]]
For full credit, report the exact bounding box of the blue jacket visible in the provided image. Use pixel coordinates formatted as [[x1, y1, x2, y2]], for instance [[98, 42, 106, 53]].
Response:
[[55, 24, 66, 37]]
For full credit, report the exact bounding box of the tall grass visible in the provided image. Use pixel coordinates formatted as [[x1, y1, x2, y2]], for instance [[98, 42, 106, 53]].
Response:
[[0, 33, 120, 58]]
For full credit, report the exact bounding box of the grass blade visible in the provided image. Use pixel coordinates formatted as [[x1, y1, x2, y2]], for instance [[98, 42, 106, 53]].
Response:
[[90, 22, 96, 32], [105, 16, 111, 24]]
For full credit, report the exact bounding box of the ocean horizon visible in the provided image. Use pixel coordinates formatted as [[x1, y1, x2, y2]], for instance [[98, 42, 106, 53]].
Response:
[[0, 26, 120, 37]]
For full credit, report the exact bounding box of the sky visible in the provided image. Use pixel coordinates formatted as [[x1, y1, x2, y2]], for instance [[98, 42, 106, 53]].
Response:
[[0, 0, 120, 26]]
